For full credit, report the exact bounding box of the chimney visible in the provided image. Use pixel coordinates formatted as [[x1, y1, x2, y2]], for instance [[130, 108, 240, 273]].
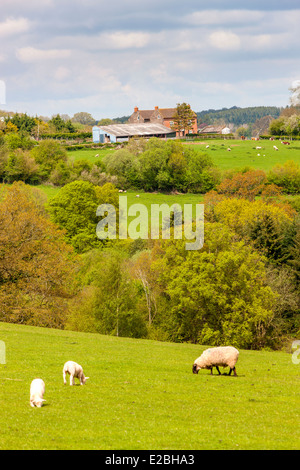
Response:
[[134, 106, 138, 113]]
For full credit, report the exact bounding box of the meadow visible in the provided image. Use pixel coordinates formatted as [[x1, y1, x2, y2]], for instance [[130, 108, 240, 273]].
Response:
[[189, 138, 300, 171], [0, 321, 299, 450]]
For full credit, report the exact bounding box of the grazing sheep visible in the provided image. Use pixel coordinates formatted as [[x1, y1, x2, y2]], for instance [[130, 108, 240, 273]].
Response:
[[30, 378, 46, 407], [193, 346, 239, 376], [63, 361, 89, 386], [227, 148, 231, 151], [273, 145, 278, 151]]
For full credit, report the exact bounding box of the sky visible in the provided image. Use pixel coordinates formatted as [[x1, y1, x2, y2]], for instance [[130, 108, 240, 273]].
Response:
[[0, 0, 299, 120]]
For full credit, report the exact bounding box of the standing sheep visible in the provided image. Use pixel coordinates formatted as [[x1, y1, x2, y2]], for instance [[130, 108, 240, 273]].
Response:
[[192, 346, 239, 376], [63, 361, 89, 386], [30, 378, 46, 407]]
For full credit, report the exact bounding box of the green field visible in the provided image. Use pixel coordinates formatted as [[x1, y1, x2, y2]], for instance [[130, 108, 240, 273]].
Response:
[[0, 322, 299, 450], [67, 147, 114, 164], [188, 139, 300, 171]]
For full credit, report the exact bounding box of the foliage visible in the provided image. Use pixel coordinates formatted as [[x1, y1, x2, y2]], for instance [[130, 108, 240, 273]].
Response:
[[269, 114, 300, 136], [49, 114, 76, 133], [31, 139, 68, 180], [170, 103, 196, 136], [67, 249, 147, 337], [48, 180, 119, 253], [148, 224, 276, 349], [197, 106, 280, 127], [0, 182, 76, 327], [268, 160, 300, 194], [216, 169, 267, 200], [103, 137, 215, 192], [5, 113, 36, 134], [71, 112, 95, 126]]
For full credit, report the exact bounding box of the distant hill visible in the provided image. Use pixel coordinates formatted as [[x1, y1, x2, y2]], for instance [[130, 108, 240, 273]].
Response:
[[111, 107, 282, 127], [196, 106, 281, 127]]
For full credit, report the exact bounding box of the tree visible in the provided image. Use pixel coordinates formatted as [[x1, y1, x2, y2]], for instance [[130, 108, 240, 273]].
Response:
[[5, 113, 36, 134], [31, 140, 68, 180], [49, 114, 76, 133], [216, 169, 267, 201], [48, 180, 102, 253], [151, 223, 277, 349], [48, 180, 119, 253], [72, 112, 95, 126], [67, 250, 147, 338], [0, 182, 76, 327], [171, 103, 197, 137]]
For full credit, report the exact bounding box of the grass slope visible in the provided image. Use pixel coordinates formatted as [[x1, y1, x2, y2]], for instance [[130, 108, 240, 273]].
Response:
[[0, 322, 299, 450], [189, 139, 300, 171]]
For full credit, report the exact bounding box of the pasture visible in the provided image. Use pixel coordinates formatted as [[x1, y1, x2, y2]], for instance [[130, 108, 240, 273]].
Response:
[[189, 138, 300, 171], [0, 322, 299, 450]]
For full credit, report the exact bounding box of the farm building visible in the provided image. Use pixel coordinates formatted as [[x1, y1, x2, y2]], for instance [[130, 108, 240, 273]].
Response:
[[92, 123, 176, 143], [198, 123, 232, 135], [128, 105, 198, 136]]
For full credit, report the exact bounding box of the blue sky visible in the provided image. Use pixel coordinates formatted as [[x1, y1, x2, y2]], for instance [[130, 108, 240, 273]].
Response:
[[0, 0, 299, 119]]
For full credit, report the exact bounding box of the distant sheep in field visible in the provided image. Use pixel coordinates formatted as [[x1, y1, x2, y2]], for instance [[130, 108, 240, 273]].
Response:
[[193, 346, 239, 376], [273, 145, 278, 150], [30, 378, 46, 407], [136, 194, 140, 198], [227, 148, 231, 151], [63, 361, 89, 386]]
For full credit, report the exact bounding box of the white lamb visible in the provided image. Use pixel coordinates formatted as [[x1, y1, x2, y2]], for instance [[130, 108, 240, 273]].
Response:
[[30, 378, 46, 407], [193, 346, 239, 376], [63, 361, 89, 386]]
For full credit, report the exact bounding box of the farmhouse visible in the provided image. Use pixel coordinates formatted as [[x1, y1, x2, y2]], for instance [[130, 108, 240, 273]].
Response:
[[92, 122, 175, 143], [128, 105, 198, 136]]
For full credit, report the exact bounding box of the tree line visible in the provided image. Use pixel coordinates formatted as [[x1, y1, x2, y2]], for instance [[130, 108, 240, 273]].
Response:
[[197, 106, 281, 127]]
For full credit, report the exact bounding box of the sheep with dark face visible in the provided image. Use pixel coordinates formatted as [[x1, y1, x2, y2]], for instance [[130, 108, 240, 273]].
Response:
[[193, 346, 239, 376]]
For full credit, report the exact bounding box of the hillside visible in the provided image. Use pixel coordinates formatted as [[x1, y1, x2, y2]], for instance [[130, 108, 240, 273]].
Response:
[[196, 106, 281, 127], [0, 322, 299, 450]]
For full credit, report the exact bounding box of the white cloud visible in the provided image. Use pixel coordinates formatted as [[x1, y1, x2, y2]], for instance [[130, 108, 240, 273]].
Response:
[[16, 47, 71, 63], [98, 31, 151, 50], [0, 17, 30, 37], [209, 30, 241, 50]]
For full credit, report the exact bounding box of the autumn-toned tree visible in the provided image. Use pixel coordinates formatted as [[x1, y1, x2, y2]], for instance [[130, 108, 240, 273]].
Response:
[[0, 182, 77, 328], [216, 169, 267, 201]]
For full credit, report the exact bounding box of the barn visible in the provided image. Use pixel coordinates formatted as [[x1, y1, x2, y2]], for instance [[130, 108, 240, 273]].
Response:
[[92, 123, 176, 143]]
